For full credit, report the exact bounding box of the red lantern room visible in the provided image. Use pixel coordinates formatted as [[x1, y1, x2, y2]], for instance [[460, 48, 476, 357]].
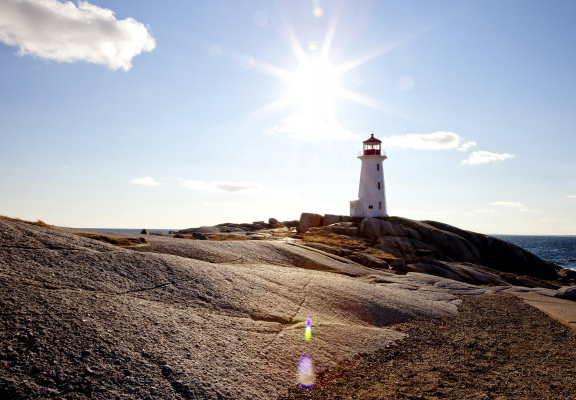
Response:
[[363, 134, 382, 155]]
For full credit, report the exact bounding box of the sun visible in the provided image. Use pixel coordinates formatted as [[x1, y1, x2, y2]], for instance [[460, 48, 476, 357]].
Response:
[[244, 5, 405, 142], [287, 58, 341, 115]]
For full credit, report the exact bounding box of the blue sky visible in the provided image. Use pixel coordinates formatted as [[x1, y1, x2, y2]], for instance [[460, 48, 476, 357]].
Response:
[[1, 0, 575, 234]]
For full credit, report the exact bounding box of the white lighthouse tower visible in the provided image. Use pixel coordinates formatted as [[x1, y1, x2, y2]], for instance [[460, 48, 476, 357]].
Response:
[[350, 134, 388, 217]]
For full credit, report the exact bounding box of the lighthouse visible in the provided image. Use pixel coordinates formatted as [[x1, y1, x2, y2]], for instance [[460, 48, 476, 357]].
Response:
[[350, 134, 388, 217]]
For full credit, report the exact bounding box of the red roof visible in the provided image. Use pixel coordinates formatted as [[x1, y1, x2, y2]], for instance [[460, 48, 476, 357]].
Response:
[[363, 134, 381, 143]]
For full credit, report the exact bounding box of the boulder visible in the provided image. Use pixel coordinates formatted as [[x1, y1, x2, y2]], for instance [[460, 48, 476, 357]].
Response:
[[268, 218, 278, 225], [140, 229, 148, 235], [283, 220, 299, 228], [196, 226, 220, 235], [361, 218, 404, 237], [428, 228, 480, 263], [405, 262, 464, 282], [361, 218, 422, 241], [326, 222, 360, 236], [298, 213, 324, 233], [239, 223, 255, 231], [192, 232, 208, 240], [479, 235, 560, 281], [362, 217, 480, 263], [252, 221, 270, 230], [323, 214, 342, 226], [374, 236, 437, 259], [554, 286, 576, 301]]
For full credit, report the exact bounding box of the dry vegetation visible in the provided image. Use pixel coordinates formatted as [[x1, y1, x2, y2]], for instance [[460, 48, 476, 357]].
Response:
[[74, 233, 147, 247], [298, 230, 397, 259], [299, 230, 371, 250], [206, 234, 257, 241], [0, 215, 52, 229]]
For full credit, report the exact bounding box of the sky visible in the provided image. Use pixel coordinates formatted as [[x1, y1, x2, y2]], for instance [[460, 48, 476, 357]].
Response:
[[0, 0, 575, 234]]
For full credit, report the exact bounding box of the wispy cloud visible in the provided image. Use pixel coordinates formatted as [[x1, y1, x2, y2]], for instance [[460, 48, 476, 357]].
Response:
[[568, 195, 576, 199], [474, 209, 496, 213], [378, 132, 512, 167], [490, 201, 525, 208], [380, 131, 461, 150], [272, 114, 360, 143], [183, 180, 261, 193], [131, 177, 160, 186], [0, 0, 155, 70], [457, 141, 477, 152], [461, 151, 514, 165]]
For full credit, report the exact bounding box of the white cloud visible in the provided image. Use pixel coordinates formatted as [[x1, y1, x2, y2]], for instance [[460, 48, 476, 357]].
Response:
[[490, 201, 525, 208], [474, 209, 496, 213], [457, 141, 477, 152], [567, 195, 576, 199], [380, 131, 461, 150], [0, 0, 156, 70], [183, 180, 261, 193], [461, 151, 514, 165], [272, 114, 360, 143], [131, 177, 159, 186]]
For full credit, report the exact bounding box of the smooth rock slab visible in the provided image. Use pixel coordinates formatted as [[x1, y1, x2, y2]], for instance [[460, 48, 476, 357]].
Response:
[[555, 286, 576, 301]]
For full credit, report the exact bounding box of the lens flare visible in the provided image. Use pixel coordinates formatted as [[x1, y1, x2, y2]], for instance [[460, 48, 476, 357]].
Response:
[[313, 0, 323, 17], [297, 354, 315, 388], [308, 41, 320, 51], [305, 318, 312, 341]]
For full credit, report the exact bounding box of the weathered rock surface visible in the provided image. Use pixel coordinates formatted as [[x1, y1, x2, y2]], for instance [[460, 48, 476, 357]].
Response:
[[297, 213, 324, 233], [325, 222, 360, 236], [355, 216, 562, 285], [1, 219, 493, 399], [555, 286, 576, 301], [291, 213, 565, 289], [179, 218, 290, 236]]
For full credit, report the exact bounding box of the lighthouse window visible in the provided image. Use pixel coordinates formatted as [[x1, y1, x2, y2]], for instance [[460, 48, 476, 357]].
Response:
[[378, 182, 381, 190], [379, 202, 382, 210], [377, 163, 380, 171], [368, 205, 373, 209]]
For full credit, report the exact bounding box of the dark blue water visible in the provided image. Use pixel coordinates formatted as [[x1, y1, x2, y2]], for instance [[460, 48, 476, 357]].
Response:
[[494, 235, 576, 271]]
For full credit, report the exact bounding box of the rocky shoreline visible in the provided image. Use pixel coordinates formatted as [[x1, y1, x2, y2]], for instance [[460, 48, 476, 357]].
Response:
[[175, 212, 576, 292], [1, 214, 575, 399]]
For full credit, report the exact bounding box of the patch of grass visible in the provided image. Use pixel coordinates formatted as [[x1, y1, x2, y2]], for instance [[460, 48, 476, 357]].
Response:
[[361, 250, 398, 260], [173, 233, 187, 239], [298, 230, 397, 259], [206, 234, 255, 241], [149, 231, 166, 236], [0, 215, 53, 229], [300, 230, 370, 250], [74, 233, 147, 247]]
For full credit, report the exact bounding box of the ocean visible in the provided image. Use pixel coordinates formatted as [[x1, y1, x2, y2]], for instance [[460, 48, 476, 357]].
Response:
[[92, 229, 576, 271]]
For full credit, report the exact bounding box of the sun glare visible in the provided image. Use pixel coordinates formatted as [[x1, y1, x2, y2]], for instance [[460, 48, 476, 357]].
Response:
[[288, 58, 340, 115], [245, 3, 407, 142]]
